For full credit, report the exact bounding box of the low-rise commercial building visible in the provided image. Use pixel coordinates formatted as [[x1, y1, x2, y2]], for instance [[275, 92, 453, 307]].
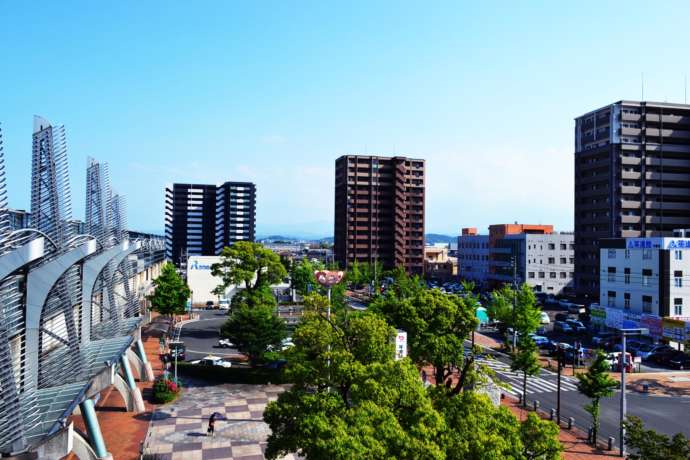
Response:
[[458, 228, 489, 288], [424, 246, 457, 281], [594, 235, 690, 343], [458, 225, 574, 295]]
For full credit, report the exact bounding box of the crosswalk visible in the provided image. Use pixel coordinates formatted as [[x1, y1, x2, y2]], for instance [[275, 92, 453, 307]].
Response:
[[473, 354, 580, 396]]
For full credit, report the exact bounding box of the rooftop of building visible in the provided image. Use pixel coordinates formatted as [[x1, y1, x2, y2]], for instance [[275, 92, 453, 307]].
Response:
[[575, 99, 690, 119], [335, 154, 425, 162]]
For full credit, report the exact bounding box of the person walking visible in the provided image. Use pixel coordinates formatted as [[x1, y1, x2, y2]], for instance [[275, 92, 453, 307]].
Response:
[[207, 413, 217, 437]]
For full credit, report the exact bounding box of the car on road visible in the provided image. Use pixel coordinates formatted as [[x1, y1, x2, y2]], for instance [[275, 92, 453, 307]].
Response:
[[205, 300, 216, 310], [648, 346, 680, 365], [565, 319, 587, 333], [635, 344, 673, 361], [218, 338, 234, 348], [604, 352, 633, 372], [191, 355, 232, 368], [553, 321, 573, 333], [168, 341, 186, 361], [539, 311, 551, 324], [667, 352, 690, 370], [218, 299, 230, 310]]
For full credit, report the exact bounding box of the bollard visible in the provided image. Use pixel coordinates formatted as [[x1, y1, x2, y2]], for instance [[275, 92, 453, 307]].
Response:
[[518, 393, 523, 405], [568, 417, 574, 430], [588, 427, 594, 444], [550, 408, 556, 421], [608, 437, 615, 451], [533, 400, 540, 412]]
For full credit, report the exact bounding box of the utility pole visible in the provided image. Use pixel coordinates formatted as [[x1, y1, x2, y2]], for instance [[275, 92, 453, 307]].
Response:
[[557, 345, 562, 425], [512, 256, 518, 350], [618, 328, 648, 457]]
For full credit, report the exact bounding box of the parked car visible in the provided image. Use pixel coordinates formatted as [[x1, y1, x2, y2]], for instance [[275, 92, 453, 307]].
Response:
[[553, 321, 573, 333], [568, 304, 586, 314], [635, 344, 673, 361], [529, 334, 551, 347], [539, 311, 551, 324], [544, 295, 558, 306], [592, 332, 616, 347], [190, 355, 232, 368], [218, 338, 234, 348], [565, 319, 587, 333], [558, 299, 572, 309], [667, 352, 690, 370], [205, 300, 216, 310], [554, 313, 570, 322], [613, 339, 644, 353], [605, 352, 633, 372], [547, 342, 572, 357]]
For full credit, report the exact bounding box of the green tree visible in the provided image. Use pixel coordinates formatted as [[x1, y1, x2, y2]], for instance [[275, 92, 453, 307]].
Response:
[[624, 416, 690, 460], [576, 349, 619, 443], [147, 262, 190, 316], [372, 288, 479, 394], [489, 284, 541, 348], [511, 336, 541, 407], [346, 259, 362, 288], [487, 285, 513, 324], [229, 285, 277, 309], [264, 308, 445, 459], [220, 305, 287, 365], [519, 412, 562, 460], [211, 241, 287, 295], [291, 257, 323, 296]]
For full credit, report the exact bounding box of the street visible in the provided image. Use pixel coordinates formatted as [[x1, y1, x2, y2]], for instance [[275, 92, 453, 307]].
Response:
[[177, 309, 236, 360], [472, 345, 690, 445]]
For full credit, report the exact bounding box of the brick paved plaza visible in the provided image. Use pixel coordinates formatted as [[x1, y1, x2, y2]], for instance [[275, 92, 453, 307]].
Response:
[[143, 381, 296, 460]]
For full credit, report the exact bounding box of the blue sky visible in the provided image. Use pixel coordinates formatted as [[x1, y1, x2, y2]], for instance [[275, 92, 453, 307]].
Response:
[[2, 1, 690, 237]]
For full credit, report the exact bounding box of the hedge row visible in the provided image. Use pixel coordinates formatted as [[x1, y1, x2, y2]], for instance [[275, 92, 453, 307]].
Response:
[[177, 362, 289, 384]]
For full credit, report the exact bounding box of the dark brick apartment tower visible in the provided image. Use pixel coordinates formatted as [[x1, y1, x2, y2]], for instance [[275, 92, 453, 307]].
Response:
[[334, 155, 425, 274], [574, 100, 690, 302]]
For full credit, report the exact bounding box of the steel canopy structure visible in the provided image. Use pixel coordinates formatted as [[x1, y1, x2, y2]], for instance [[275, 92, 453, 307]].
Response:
[[0, 117, 165, 459]]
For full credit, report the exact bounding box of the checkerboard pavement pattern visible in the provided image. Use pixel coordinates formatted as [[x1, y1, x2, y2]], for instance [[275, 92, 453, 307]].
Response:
[[143, 381, 298, 460]]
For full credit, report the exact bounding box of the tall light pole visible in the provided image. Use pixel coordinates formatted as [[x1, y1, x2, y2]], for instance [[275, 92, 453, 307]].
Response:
[[557, 344, 563, 425], [315, 270, 345, 386], [618, 327, 648, 457], [511, 256, 518, 350]]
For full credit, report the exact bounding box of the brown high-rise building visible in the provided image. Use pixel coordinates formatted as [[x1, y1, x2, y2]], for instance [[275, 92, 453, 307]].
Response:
[[574, 100, 690, 301], [334, 155, 425, 274]]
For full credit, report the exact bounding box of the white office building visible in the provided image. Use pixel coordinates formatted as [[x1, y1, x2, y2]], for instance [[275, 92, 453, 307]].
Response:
[[458, 230, 489, 288]]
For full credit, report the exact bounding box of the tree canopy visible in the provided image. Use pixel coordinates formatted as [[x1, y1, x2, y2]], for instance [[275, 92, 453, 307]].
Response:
[[220, 305, 287, 365], [211, 241, 287, 294], [624, 416, 690, 460], [291, 257, 323, 296], [147, 262, 190, 316], [371, 288, 479, 394], [511, 336, 541, 406]]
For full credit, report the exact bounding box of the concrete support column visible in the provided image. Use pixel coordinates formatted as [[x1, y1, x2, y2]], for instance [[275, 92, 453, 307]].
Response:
[[135, 339, 155, 382], [79, 399, 113, 460], [120, 356, 146, 412]]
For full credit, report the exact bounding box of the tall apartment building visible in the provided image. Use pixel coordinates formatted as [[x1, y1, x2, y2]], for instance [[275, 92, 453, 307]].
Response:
[[334, 155, 425, 274], [165, 181, 256, 266], [575, 101, 690, 301]]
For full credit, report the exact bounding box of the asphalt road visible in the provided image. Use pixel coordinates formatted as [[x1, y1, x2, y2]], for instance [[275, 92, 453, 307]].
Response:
[[474, 345, 690, 447], [177, 309, 237, 361]]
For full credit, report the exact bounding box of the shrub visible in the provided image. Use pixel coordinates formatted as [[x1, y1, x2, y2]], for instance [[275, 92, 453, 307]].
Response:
[[152, 375, 182, 403]]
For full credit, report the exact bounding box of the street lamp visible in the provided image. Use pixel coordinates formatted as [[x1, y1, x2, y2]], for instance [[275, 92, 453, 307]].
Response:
[[617, 327, 648, 457], [556, 343, 565, 425], [315, 270, 345, 388]]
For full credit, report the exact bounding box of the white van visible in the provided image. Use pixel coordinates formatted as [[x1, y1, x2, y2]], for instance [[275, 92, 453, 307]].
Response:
[[218, 299, 230, 310]]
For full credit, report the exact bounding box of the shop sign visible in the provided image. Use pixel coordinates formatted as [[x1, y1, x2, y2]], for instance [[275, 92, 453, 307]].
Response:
[[395, 331, 407, 360], [663, 317, 687, 342]]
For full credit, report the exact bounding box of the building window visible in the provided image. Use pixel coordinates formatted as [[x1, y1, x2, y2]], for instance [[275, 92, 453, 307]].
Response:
[[569, 244, 575, 250], [560, 272, 566, 279], [608, 249, 616, 259], [624, 267, 630, 284], [675, 270, 683, 288], [624, 249, 631, 259], [528, 272, 535, 279], [607, 291, 616, 308], [569, 257, 574, 264], [624, 292, 630, 309], [642, 268, 652, 286], [560, 257, 567, 264], [550, 272, 556, 279], [643, 249, 652, 260], [539, 272, 545, 279], [674, 298, 683, 316], [675, 250, 683, 260], [642, 295, 652, 313], [560, 243, 567, 250], [548, 243, 555, 250], [547, 257, 555, 264], [608, 266, 616, 282]]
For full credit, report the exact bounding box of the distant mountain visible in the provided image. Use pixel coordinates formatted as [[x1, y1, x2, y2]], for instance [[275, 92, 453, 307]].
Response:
[[425, 233, 456, 245], [257, 235, 334, 244]]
